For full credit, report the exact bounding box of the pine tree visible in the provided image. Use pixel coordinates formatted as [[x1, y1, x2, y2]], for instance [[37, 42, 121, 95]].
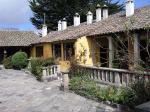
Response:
[[29, 0, 124, 31]]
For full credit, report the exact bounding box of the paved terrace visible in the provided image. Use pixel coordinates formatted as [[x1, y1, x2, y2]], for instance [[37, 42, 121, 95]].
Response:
[[0, 69, 116, 112]]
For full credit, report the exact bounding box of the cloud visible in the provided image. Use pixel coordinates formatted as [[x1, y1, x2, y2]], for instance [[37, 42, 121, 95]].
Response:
[[0, 0, 32, 26]]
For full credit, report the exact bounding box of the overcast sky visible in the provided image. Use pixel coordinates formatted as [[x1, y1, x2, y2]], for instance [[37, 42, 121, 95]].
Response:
[[0, 0, 149, 31]]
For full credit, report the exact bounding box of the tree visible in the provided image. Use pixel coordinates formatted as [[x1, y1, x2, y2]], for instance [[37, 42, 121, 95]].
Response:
[[29, 0, 124, 31]]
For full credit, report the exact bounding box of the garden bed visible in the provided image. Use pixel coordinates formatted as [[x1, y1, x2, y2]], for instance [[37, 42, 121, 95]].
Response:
[[69, 73, 150, 111]]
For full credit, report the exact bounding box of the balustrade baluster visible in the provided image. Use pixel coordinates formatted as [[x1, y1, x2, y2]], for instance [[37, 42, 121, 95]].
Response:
[[109, 71, 113, 83], [92, 69, 94, 79], [112, 72, 115, 83], [115, 72, 121, 86], [102, 71, 105, 81], [120, 73, 123, 85], [105, 71, 108, 82], [53, 66, 56, 74], [42, 68, 47, 77], [122, 73, 127, 86], [100, 70, 102, 80]]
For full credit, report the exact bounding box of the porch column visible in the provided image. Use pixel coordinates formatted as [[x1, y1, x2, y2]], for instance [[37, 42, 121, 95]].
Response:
[[108, 36, 114, 68], [128, 33, 140, 70], [61, 42, 64, 61], [134, 33, 140, 68]]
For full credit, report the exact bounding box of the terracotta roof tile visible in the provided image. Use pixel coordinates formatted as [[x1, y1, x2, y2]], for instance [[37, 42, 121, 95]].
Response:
[[0, 31, 38, 47], [34, 6, 150, 44]]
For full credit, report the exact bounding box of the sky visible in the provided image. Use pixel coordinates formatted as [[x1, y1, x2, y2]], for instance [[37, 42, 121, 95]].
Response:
[[0, 0, 149, 31]]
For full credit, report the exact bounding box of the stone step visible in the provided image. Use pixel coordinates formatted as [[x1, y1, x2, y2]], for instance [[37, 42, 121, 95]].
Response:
[[135, 101, 150, 112]]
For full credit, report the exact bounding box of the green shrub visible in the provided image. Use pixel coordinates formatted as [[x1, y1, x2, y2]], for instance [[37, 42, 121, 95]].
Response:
[[11, 52, 28, 70], [3, 56, 13, 69], [130, 79, 150, 105], [42, 58, 55, 67], [114, 87, 137, 107], [69, 77, 82, 91], [98, 86, 117, 101], [30, 58, 43, 81], [69, 75, 138, 107], [69, 76, 100, 99]]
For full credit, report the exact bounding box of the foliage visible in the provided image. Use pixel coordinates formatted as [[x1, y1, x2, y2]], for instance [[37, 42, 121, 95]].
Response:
[[130, 79, 150, 105], [99, 86, 117, 101], [69, 73, 142, 107], [42, 58, 55, 67], [11, 52, 28, 70], [114, 87, 137, 107], [29, 0, 124, 31], [2, 56, 13, 69], [30, 57, 55, 81], [69, 76, 100, 99], [30, 58, 43, 81]]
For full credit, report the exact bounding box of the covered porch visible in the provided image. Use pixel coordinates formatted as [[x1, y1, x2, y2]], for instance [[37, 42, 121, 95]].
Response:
[[90, 30, 150, 71]]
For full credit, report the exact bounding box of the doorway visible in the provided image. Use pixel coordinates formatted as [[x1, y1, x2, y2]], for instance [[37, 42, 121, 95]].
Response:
[[100, 47, 108, 67]]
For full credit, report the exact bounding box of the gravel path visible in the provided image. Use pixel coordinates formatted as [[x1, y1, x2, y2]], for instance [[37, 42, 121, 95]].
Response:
[[0, 69, 114, 112]]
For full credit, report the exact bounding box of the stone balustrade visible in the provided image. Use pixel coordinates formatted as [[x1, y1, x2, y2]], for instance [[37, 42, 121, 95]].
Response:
[[73, 65, 150, 87], [42, 65, 61, 81]]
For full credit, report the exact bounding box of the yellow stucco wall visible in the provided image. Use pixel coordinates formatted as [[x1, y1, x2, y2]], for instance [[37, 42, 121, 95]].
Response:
[[75, 36, 96, 66], [31, 43, 52, 59], [30, 36, 100, 72], [43, 43, 52, 59], [30, 46, 36, 57]]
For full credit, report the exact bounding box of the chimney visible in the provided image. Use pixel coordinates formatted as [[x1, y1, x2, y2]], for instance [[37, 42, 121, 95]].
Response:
[[103, 4, 108, 19], [96, 4, 102, 22], [126, 0, 134, 17], [87, 11, 93, 24], [42, 24, 47, 37], [61, 18, 67, 30], [74, 13, 80, 26], [58, 20, 62, 31]]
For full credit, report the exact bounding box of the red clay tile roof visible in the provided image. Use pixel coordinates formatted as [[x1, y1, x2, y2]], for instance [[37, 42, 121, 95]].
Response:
[[0, 31, 38, 47], [34, 5, 150, 44]]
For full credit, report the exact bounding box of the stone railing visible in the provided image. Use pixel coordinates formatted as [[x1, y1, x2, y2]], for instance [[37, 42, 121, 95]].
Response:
[[42, 65, 61, 81], [73, 65, 150, 87]]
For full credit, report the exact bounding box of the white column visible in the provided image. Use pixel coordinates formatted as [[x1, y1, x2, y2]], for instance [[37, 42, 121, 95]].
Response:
[[87, 11, 93, 24], [74, 13, 80, 26], [134, 33, 140, 68], [58, 20, 62, 31], [103, 5, 108, 20], [108, 36, 114, 68], [42, 24, 47, 37], [61, 18, 67, 30], [96, 4, 102, 22]]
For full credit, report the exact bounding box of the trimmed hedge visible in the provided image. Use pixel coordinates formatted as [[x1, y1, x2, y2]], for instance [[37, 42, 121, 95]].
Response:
[[11, 51, 28, 70]]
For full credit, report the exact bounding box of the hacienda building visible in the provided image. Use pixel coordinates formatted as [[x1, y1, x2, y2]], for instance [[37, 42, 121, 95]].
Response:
[[31, 2, 150, 72], [0, 0, 149, 73]]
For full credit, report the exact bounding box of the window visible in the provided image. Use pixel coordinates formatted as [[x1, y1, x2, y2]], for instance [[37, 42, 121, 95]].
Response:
[[36, 46, 43, 57], [53, 44, 61, 59], [64, 43, 74, 60]]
